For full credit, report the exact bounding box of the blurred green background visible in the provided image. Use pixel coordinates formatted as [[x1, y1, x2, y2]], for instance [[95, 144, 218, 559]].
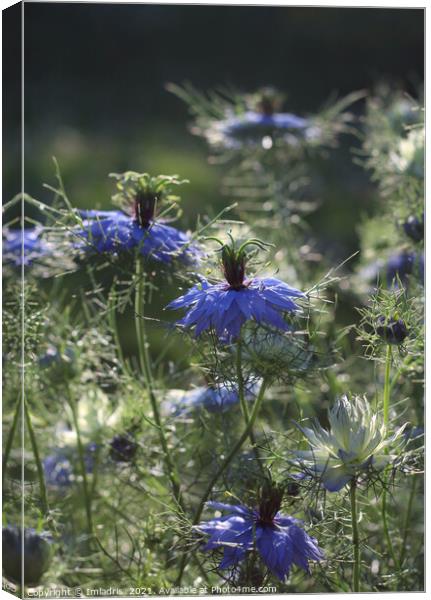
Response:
[[3, 4, 424, 258]]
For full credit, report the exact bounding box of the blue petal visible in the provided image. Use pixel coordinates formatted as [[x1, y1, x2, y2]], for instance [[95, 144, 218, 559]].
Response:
[[321, 467, 352, 492], [257, 526, 293, 581]]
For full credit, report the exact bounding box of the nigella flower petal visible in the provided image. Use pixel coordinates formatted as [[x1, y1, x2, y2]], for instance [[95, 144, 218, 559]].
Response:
[[167, 276, 304, 341], [218, 546, 248, 569], [257, 527, 294, 581], [214, 302, 243, 337], [275, 513, 302, 527], [76, 210, 199, 264], [289, 526, 323, 572], [166, 281, 211, 310], [206, 502, 253, 516], [43, 454, 72, 488], [197, 502, 323, 581], [221, 111, 309, 141], [79, 209, 123, 219], [76, 211, 133, 252], [273, 113, 309, 129], [3, 227, 52, 267], [132, 222, 199, 263], [321, 466, 352, 492], [199, 516, 253, 550], [259, 288, 302, 312], [258, 278, 306, 298]]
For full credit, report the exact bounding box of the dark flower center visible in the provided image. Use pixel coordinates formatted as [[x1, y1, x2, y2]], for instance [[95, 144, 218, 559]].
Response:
[[134, 191, 158, 228], [221, 246, 246, 290], [257, 96, 276, 117], [257, 484, 284, 525], [376, 316, 408, 345]]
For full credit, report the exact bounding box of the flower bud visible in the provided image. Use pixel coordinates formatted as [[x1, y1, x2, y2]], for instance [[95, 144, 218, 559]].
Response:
[[109, 433, 138, 463], [403, 214, 424, 242], [376, 316, 408, 345], [2, 526, 53, 585]]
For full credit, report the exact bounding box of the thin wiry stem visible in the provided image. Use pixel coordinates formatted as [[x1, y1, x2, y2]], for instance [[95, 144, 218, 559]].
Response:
[[380, 343, 400, 573], [2, 391, 22, 486], [23, 397, 49, 517], [383, 344, 392, 426], [67, 387, 94, 537], [399, 474, 418, 566], [350, 480, 360, 592], [134, 258, 185, 513], [236, 338, 264, 475], [175, 378, 269, 586]]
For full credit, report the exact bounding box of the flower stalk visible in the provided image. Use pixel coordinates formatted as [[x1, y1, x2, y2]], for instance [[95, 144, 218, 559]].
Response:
[[67, 387, 94, 537], [236, 338, 264, 474], [350, 480, 360, 592], [380, 342, 400, 572], [2, 392, 22, 486], [23, 397, 49, 517], [175, 377, 269, 585], [383, 344, 392, 426], [134, 258, 184, 512]]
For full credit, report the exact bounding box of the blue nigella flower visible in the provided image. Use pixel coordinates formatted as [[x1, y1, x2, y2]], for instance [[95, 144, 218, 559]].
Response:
[[196, 491, 323, 581], [2, 226, 51, 267], [165, 382, 257, 416], [43, 453, 73, 488], [167, 276, 304, 341], [386, 251, 424, 286], [76, 209, 199, 264], [2, 526, 53, 585], [167, 237, 304, 341], [43, 443, 98, 488], [208, 87, 312, 150], [219, 111, 309, 147]]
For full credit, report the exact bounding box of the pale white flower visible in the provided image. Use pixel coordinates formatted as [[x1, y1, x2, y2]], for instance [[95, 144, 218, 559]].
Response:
[[292, 395, 407, 491]]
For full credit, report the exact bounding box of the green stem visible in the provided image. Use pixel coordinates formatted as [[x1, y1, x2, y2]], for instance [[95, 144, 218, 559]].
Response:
[[380, 343, 400, 572], [23, 398, 49, 517], [235, 341, 264, 473], [350, 480, 360, 592], [134, 259, 184, 511], [399, 475, 418, 566], [383, 344, 392, 426], [236, 339, 248, 418], [2, 392, 22, 485], [381, 481, 400, 572], [175, 378, 269, 585], [67, 388, 94, 537]]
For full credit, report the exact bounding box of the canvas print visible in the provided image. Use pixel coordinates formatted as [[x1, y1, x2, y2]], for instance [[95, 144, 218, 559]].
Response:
[[2, 2, 424, 597]]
